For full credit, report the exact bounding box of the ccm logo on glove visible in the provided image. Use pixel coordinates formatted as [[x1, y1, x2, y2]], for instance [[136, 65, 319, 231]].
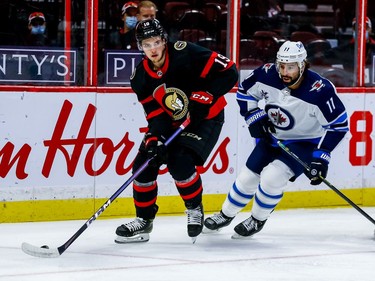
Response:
[[190, 91, 213, 104]]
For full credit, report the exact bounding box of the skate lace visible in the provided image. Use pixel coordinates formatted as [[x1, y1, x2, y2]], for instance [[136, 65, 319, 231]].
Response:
[[186, 207, 203, 225], [242, 217, 259, 231], [210, 213, 228, 224], [124, 218, 147, 232]]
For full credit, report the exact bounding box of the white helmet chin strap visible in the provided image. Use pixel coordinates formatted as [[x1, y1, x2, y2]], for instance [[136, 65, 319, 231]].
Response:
[[289, 62, 305, 87], [276, 60, 306, 87]]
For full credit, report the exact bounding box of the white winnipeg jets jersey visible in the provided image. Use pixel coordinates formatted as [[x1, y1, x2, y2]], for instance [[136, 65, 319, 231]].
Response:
[[237, 63, 348, 151]]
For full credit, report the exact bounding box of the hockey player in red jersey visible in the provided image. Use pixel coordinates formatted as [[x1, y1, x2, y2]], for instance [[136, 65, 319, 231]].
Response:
[[115, 19, 238, 243], [204, 41, 348, 239]]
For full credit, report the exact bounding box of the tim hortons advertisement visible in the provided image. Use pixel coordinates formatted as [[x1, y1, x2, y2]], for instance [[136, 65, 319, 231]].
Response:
[[0, 91, 374, 202]]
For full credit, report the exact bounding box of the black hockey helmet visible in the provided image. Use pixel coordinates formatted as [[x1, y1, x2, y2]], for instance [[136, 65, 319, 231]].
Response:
[[135, 19, 168, 50]]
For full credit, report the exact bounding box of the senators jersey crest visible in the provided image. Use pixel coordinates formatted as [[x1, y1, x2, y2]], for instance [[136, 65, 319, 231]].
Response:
[[153, 84, 189, 120]]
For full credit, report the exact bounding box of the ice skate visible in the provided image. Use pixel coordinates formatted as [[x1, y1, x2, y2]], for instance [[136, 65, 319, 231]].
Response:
[[115, 217, 153, 243], [203, 211, 234, 233], [231, 216, 266, 239], [186, 203, 204, 243]]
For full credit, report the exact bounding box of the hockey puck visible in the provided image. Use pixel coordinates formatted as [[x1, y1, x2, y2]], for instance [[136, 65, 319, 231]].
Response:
[[41, 245, 49, 249]]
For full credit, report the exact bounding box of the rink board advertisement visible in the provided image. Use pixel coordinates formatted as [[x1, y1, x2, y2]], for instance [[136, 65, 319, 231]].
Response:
[[0, 90, 375, 221], [0, 48, 77, 84]]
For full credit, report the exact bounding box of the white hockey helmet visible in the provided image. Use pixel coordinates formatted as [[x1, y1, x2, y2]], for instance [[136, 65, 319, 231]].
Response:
[[276, 41, 307, 83], [276, 40, 307, 64]]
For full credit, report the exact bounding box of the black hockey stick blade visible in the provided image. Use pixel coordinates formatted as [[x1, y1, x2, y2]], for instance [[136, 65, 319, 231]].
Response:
[[277, 141, 375, 226], [21, 117, 191, 258]]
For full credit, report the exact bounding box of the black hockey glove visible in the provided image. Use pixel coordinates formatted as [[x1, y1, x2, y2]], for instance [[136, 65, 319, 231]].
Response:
[[245, 107, 275, 139], [188, 91, 214, 126], [305, 149, 330, 185], [144, 135, 168, 167]]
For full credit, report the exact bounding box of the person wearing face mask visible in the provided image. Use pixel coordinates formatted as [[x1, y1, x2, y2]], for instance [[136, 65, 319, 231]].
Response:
[[119, 1, 138, 50], [26, 12, 49, 46], [312, 16, 375, 85], [351, 17, 375, 44]]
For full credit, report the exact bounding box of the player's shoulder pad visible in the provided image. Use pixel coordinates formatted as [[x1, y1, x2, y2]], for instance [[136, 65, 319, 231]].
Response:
[[174, 41, 188, 50]]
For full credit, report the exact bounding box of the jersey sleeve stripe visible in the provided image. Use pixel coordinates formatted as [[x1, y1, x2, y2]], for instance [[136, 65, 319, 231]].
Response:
[[323, 112, 349, 131], [146, 108, 164, 120], [206, 96, 227, 119], [200, 52, 217, 78], [139, 95, 154, 104], [236, 92, 257, 101]]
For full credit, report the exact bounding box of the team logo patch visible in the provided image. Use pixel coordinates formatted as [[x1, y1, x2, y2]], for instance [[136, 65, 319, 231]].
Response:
[[266, 104, 295, 130], [153, 84, 189, 120], [174, 41, 187, 50], [310, 80, 324, 92], [262, 63, 273, 73]]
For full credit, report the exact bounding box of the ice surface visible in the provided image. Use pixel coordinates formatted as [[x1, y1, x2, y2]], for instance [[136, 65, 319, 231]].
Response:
[[1, 207, 374, 281]]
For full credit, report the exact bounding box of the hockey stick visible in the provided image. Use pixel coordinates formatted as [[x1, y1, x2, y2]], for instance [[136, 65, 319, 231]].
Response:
[[277, 141, 375, 226], [21, 117, 191, 258]]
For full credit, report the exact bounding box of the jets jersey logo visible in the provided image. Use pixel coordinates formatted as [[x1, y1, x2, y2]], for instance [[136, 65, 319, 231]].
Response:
[[262, 63, 273, 73], [266, 104, 295, 130], [153, 84, 189, 120], [310, 80, 324, 92], [270, 109, 287, 125]]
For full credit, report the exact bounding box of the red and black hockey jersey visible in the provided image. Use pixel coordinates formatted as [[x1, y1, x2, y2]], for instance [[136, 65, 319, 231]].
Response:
[[130, 41, 238, 137]]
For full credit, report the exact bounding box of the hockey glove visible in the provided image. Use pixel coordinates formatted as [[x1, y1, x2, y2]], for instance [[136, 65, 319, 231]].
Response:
[[144, 136, 168, 167], [245, 107, 275, 138], [306, 149, 330, 185], [188, 91, 213, 125]]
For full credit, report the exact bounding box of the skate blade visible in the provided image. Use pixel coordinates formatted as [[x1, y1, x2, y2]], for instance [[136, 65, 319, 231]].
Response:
[[231, 233, 252, 240], [191, 236, 197, 244], [114, 233, 150, 244], [202, 226, 222, 234]]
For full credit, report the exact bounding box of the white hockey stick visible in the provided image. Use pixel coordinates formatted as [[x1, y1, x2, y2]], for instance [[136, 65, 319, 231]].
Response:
[[22, 117, 191, 258]]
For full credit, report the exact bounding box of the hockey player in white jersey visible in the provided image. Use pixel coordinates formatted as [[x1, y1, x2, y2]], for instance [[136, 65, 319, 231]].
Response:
[[204, 41, 349, 238]]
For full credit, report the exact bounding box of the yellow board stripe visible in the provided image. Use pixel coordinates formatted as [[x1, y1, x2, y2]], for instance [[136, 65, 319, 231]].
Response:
[[1, 188, 375, 223]]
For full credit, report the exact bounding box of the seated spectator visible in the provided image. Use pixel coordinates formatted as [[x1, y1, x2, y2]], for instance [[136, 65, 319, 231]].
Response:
[[352, 16, 375, 44], [137, 1, 158, 21], [313, 16, 375, 85], [323, 17, 375, 67], [119, 1, 138, 50], [26, 12, 49, 46]]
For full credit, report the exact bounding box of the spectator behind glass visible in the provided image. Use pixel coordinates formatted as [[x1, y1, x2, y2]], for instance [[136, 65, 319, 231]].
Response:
[[120, 1, 138, 50], [137, 1, 158, 21], [107, 1, 158, 50], [313, 16, 375, 86], [351, 17, 375, 44], [26, 12, 48, 46]]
